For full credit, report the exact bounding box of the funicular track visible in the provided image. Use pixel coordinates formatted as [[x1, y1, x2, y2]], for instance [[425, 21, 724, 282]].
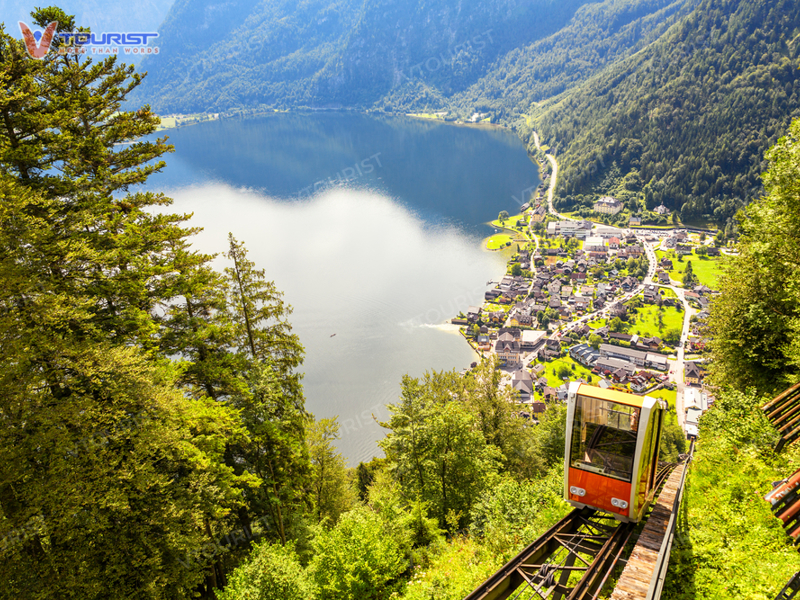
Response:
[[464, 464, 677, 600]]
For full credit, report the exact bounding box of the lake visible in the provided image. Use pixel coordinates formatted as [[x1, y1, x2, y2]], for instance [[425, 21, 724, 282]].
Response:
[[144, 112, 541, 464]]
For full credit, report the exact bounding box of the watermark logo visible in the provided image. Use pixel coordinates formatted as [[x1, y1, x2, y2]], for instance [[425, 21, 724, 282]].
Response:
[[399, 30, 494, 82], [297, 152, 383, 198], [18, 21, 58, 59], [18, 21, 159, 58], [57, 30, 160, 56]]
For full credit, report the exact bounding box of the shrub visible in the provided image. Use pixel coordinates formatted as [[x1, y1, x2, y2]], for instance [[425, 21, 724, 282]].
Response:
[[217, 542, 313, 600], [309, 507, 409, 600]]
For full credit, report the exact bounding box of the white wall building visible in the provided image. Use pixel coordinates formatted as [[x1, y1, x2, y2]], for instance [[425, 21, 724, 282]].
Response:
[[594, 196, 623, 215]]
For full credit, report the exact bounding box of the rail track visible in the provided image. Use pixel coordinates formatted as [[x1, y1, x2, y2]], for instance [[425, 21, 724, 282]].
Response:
[[463, 463, 678, 600]]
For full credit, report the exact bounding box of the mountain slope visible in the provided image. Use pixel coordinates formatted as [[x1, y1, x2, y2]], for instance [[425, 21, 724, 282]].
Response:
[[530, 0, 800, 223], [445, 0, 696, 120], [136, 0, 606, 112]]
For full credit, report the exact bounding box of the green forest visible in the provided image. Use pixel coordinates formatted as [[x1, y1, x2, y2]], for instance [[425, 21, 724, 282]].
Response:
[[529, 0, 800, 225]]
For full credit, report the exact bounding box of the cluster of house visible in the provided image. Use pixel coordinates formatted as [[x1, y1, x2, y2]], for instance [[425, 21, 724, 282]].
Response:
[[497, 262, 661, 336], [568, 341, 670, 392], [661, 230, 693, 255], [684, 285, 715, 309], [686, 311, 711, 354], [656, 255, 673, 284], [528, 269, 595, 318], [661, 230, 721, 257], [509, 247, 532, 271], [641, 283, 679, 306], [511, 359, 584, 406], [484, 274, 531, 306]]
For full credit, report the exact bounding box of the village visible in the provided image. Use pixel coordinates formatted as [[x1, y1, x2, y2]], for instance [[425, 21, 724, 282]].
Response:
[[453, 190, 726, 439]]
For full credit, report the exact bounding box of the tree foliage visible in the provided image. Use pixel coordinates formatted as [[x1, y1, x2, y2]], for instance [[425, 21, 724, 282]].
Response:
[[709, 117, 800, 393], [379, 370, 503, 530], [469, 467, 569, 557], [309, 507, 409, 600], [216, 542, 313, 600], [0, 9, 309, 598], [308, 418, 357, 526]]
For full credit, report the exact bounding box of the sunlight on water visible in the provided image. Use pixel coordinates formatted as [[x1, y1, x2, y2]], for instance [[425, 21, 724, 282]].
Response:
[[166, 183, 506, 464]]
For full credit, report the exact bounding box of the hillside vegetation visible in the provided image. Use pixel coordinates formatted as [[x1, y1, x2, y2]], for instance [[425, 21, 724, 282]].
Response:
[[531, 0, 800, 224], [664, 390, 800, 598]]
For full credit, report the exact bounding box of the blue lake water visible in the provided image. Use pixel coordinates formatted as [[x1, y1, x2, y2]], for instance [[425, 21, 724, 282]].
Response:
[[143, 112, 540, 464]]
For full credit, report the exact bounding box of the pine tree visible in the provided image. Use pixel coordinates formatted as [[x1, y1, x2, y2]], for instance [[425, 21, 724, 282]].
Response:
[[682, 260, 697, 288], [222, 235, 311, 546], [0, 10, 308, 598], [0, 175, 256, 599]]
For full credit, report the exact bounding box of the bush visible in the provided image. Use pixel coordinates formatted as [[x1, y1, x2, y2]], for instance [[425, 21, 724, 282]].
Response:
[[309, 507, 409, 600], [217, 542, 313, 600], [469, 468, 570, 557]]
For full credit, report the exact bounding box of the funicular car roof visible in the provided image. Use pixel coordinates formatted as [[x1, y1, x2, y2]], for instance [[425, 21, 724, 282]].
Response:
[[576, 383, 646, 409]]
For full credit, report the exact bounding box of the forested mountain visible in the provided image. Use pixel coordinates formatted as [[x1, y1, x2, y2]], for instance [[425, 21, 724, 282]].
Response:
[[137, 0, 697, 115], [136, 0, 635, 112], [443, 0, 696, 120], [530, 0, 800, 223], [135, 0, 800, 225]]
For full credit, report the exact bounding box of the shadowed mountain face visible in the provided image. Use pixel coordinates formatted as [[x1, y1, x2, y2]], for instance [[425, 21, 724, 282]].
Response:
[[134, 0, 602, 112]]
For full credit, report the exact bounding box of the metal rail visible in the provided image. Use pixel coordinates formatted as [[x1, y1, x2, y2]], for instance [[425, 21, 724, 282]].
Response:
[[464, 464, 676, 600]]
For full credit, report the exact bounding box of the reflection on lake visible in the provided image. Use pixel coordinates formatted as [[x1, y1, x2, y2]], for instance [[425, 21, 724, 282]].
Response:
[[168, 185, 506, 463], [148, 112, 541, 234]]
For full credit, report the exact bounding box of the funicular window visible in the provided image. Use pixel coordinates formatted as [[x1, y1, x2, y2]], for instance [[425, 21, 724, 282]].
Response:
[[570, 394, 640, 482]]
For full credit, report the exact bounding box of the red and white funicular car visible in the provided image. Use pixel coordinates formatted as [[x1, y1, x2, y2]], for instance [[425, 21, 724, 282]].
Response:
[[564, 382, 666, 522]]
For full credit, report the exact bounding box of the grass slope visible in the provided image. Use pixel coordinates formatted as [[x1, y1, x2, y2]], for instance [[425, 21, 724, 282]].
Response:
[[664, 390, 800, 599]]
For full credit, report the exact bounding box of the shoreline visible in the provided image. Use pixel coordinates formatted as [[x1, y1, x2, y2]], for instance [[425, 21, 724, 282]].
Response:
[[153, 106, 516, 132]]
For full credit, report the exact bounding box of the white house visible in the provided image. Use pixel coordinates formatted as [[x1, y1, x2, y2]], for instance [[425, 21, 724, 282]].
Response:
[[594, 196, 623, 215]]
